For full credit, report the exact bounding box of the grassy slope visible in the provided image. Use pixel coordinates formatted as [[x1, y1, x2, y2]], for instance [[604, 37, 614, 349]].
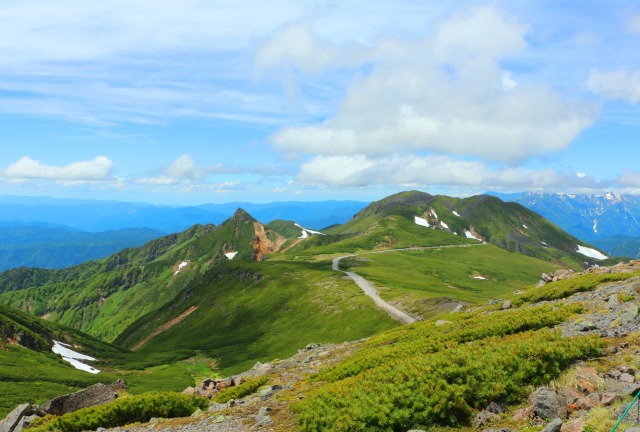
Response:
[[338, 244, 558, 317], [115, 260, 398, 375]]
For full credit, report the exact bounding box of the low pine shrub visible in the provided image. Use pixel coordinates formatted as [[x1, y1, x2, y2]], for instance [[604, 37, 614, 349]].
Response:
[[28, 392, 208, 432], [213, 376, 269, 403]]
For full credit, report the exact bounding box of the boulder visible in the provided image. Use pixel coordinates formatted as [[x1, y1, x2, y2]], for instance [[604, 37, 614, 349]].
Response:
[[601, 393, 622, 406], [215, 377, 234, 390], [473, 410, 499, 428], [43, 380, 126, 416], [0, 404, 31, 432], [620, 373, 636, 383], [542, 273, 553, 282], [605, 378, 640, 396], [501, 300, 512, 310], [541, 418, 563, 432], [532, 388, 567, 420], [12, 414, 39, 432]]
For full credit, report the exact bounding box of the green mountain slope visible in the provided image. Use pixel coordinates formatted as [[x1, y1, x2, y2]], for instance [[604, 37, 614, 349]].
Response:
[[310, 191, 609, 269]]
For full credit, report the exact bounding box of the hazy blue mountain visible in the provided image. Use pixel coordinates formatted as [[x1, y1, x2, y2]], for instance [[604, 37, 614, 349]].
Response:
[[0, 196, 367, 233], [0, 224, 164, 271]]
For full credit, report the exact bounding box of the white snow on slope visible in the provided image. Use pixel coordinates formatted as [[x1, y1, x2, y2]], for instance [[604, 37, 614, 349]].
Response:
[[576, 245, 608, 260], [225, 252, 238, 260], [295, 223, 325, 239], [414, 216, 430, 227], [452, 211, 461, 217], [464, 230, 482, 241], [473, 275, 487, 280], [52, 340, 100, 374], [430, 209, 438, 219], [175, 261, 188, 275], [440, 221, 449, 229], [522, 224, 528, 229]]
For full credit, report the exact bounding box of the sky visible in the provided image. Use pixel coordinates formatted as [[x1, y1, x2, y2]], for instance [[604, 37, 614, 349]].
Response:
[[1, 0, 640, 205]]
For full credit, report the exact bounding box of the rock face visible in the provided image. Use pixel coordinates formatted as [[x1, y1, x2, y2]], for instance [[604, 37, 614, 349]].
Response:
[[0, 404, 31, 432], [43, 380, 126, 416]]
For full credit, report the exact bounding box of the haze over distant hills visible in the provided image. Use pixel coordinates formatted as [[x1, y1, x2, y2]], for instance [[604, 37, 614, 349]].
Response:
[[0, 196, 367, 233]]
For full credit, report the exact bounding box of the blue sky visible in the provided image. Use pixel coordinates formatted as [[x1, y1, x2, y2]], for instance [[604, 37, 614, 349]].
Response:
[[1, 0, 639, 205]]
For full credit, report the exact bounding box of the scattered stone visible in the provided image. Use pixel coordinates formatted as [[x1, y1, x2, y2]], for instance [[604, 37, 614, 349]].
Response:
[[619, 365, 636, 375], [605, 378, 640, 396], [577, 379, 597, 394], [452, 304, 463, 313], [501, 300, 512, 310], [512, 406, 534, 422], [259, 385, 283, 400], [560, 418, 583, 432], [435, 320, 452, 326], [542, 273, 553, 283], [620, 373, 636, 383], [601, 393, 622, 406], [542, 418, 563, 432], [306, 342, 320, 350], [182, 386, 196, 396], [578, 322, 598, 332], [532, 388, 567, 420], [615, 401, 640, 424], [536, 280, 546, 288], [487, 401, 508, 415], [473, 410, 499, 428]]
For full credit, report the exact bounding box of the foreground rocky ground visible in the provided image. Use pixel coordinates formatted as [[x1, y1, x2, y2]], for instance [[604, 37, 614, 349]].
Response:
[[4, 261, 640, 432]]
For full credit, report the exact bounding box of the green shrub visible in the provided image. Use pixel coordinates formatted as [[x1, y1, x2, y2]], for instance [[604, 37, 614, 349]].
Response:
[[213, 376, 270, 403], [28, 392, 208, 432]]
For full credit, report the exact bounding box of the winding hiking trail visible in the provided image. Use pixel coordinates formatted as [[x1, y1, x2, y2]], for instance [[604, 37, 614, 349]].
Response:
[[332, 244, 485, 325]]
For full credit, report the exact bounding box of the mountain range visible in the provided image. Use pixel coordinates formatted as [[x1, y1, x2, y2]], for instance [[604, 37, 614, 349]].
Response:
[[0, 190, 629, 430], [493, 191, 640, 257]]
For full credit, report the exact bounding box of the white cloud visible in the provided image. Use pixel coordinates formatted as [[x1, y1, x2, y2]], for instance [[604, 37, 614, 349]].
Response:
[[616, 170, 640, 187], [626, 14, 640, 35], [269, 6, 596, 164], [0, 156, 112, 181], [297, 154, 606, 192], [588, 69, 640, 104], [163, 154, 210, 180]]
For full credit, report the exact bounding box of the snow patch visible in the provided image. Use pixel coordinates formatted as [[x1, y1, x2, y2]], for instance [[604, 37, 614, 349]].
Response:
[[174, 261, 188, 275], [522, 224, 528, 229], [52, 340, 100, 374], [430, 209, 438, 219], [452, 210, 461, 217], [576, 245, 608, 260], [440, 221, 449, 230], [414, 216, 430, 228], [473, 275, 488, 280], [593, 218, 598, 233], [464, 230, 482, 241], [225, 252, 238, 260], [294, 223, 325, 239]]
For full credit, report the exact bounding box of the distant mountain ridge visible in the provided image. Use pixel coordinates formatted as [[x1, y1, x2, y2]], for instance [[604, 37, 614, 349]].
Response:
[[491, 191, 640, 257], [0, 196, 367, 233]]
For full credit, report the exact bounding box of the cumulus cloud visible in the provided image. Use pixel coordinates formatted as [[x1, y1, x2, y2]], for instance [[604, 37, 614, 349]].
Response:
[[163, 154, 211, 180], [267, 6, 596, 164], [297, 154, 606, 191], [0, 156, 112, 181], [588, 69, 640, 104]]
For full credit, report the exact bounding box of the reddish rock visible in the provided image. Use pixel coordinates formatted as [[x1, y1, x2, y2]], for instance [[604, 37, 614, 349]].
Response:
[[182, 387, 196, 396], [513, 406, 534, 422], [577, 380, 596, 394], [560, 418, 584, 432]]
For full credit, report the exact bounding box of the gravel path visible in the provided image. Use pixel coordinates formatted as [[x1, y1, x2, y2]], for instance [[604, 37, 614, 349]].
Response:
[[331, 244, 484, 324]]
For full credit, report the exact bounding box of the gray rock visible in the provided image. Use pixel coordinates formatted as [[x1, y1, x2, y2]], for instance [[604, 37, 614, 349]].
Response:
[[487, 401, 508, 415], [541, 418, 563, 432], [605, 378, 640, 396], [532, 388, 567, 420], [259, 385, 283, 400], [306, 342, 320, 350], [473, 410, 498, 428], [501, 300, 512, 310], [541, 273, 553, 282], [12, 414, 39, 432], [578, 322, 598, 332], [0, 404, 30, 432], [258, 406, 272, 416], [43, 380, 125, 416], [615, 401, 640, 424], [536, 280, 546, 288], [621, 306, 639, 326], [452, 304, 463, 313], [621, 373, 636, 383], [624, 428, 640, 432]]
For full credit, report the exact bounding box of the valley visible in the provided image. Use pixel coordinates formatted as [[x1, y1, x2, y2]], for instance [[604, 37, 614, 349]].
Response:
[[0, 190, 633, 431]]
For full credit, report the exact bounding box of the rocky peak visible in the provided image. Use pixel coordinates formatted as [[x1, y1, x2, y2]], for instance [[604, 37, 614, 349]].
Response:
[[229, 208, 256, 224]]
